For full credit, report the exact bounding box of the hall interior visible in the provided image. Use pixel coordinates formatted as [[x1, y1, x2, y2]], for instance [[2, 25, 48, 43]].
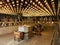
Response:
[[0, 0, 60, 45]]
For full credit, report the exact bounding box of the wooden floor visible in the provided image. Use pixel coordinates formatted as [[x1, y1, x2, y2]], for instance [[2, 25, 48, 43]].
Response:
[[0, 26, 57, 45]]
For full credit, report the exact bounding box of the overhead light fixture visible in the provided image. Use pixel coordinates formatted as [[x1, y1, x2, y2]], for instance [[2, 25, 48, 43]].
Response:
[[16, 1, 19, 3], [33, 2, 35, 5], [36, 0, 38, 2], [33, 6, 34, 8], [27, 6, 28, 7], [45, 2, 48, 5], [4, 6, 7, 8], [40, 3, 43, 6], [9, 3, 11, 5], [25, 1, 27, 4], [7, 0, 9, 2], [31, 5, 32, 7], [13, 4, 15, 6], [17, 4, 19, 6], [7, 5, 9, 7], [5, 4, 7, 5], [51, 0, 54, 2], [28, 4, 30, 6], [37, 6, 40, 9], [30, 0, 32, 3], [12, 1, 14, 4], [0, 1, 2, 4], [35, 4, 37, 6], [44, 0, 46, 3], [21, 0, 24, 2], [29, 7, 31, 9], [38, 1, 40, 4], [21, 3, 23, 5]]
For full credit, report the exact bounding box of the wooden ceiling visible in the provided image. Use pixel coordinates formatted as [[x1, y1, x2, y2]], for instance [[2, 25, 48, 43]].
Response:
[[0, 0, 59, 16]]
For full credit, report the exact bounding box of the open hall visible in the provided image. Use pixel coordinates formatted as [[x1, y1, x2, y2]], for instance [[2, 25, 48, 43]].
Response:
[[0, 0, 60, 45]]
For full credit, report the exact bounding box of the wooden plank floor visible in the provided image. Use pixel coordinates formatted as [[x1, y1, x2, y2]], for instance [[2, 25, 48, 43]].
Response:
[[0, 27, 56, 45]]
